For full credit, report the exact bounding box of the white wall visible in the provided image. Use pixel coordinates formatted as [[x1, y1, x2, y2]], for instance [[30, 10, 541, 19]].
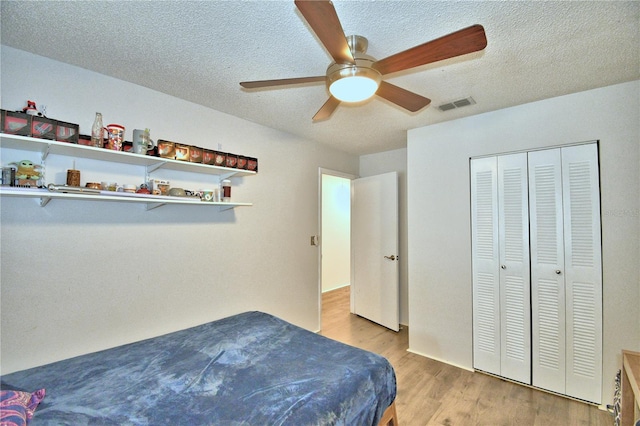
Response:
[[360, 149, 408, 325], [321, 174, 350, 293], [407, 80, 640, 404], [0, 46, 358, 373]]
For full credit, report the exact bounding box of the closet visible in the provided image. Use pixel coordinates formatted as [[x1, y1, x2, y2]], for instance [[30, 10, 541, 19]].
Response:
[[471, 143, 602, 404]]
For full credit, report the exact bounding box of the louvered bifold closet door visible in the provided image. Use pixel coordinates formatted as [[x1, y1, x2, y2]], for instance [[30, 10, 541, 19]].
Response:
[[529, 148, 567, 395], [561, 144, 602, 403], [471, 157, 501, 375], [497, 153, 531, 384], [471, 154, 530, 382], [529, 143, 602, 403]]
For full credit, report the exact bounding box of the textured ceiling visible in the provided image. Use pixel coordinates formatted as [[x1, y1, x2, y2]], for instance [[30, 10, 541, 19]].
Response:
[[1, 1, 638, 156]]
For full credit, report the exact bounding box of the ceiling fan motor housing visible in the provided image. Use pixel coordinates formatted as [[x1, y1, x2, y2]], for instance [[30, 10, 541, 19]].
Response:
[[326, 35, 382, 101], [346, 34, 368, 55], [326, 57, 382, 89]]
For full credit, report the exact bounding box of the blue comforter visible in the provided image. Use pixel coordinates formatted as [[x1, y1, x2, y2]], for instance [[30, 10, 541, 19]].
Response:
[[1, 311, 396, 425]]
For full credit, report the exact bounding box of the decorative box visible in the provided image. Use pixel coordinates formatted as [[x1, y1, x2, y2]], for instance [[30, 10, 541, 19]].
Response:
[[1, 166, 16, 186], [213, 151, 226, 167], [189, 146, 203, 163], [150, 178, 170, 195], [225, 153, 238, 168], [202, 149, 216, 165], [247, 157, 258, 173], [157, 140, 176, 159], [175, 143, 190, 161], [2, 110, 32, 136], [15, 178, 40, 188], [77, 134, 92, 146], [31, 116, 57, 140], [55, 121, 79, 143], [237, 155, 248, 170]]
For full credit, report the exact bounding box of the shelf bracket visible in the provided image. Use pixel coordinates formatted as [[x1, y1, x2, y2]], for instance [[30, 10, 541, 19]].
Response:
[[39, 196, 51, 207], [41, 144, 52, 161], [146, 202, 166, 211], [219, 172, 238, 180], [219, 204, 236, 212], [146, 161, 167, 174]]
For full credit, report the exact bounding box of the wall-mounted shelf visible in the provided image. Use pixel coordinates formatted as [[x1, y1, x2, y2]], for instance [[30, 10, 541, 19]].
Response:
[[0, 134, 256, 178], [0, 187, 251, 211], [0, 134, 255, 210]]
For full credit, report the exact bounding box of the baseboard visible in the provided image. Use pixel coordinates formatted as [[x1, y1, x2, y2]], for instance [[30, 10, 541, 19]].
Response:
[[405, 348, 474, 372], [322, 284, 350, 294]]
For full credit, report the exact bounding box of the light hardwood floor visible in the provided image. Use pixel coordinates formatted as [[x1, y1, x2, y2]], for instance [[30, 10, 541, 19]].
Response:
[[319, 286, 613, 426]]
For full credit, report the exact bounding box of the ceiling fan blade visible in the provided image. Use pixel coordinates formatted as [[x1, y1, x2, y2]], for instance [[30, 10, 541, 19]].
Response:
[[240, 76, 326, 89], [313, 96, 341, 121], [373, 24, 487, 75], [376, 81, 431, 112], [295, 0, 354, 64]]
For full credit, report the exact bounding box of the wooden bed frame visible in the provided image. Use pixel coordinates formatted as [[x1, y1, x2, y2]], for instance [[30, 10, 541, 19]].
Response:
[[378, 401, 398, 426]]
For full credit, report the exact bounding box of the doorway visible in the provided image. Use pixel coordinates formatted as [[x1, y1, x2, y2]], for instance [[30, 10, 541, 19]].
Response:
[[319, 169, 355, 328], [318, 169, 400, 332], [321, 174, 351, 293]]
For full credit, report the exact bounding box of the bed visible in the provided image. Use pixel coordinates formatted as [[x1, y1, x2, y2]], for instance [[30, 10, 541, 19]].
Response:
[[1, 311, 397, 425]]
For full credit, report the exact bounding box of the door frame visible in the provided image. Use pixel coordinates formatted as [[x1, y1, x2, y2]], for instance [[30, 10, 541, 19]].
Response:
[[317, 168, 357, 331]]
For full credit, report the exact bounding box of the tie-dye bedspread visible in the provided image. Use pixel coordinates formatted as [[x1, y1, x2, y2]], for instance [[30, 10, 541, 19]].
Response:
[[1, 311, 396, 425]]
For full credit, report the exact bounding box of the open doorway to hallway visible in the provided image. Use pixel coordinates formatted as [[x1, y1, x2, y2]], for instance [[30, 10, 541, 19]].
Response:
[[320, 172, 352, 322]]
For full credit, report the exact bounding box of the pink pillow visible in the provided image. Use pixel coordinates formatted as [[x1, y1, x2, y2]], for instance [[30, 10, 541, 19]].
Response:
[[0, 389, 45, 426]]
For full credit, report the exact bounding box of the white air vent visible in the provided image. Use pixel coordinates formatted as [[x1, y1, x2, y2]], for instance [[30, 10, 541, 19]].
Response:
[[438, 97, 476, 112]]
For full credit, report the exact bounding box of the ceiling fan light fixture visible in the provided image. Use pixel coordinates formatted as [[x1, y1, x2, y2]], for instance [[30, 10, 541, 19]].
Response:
[[240, 0, 488, 122], [327, 65, 382, 103]]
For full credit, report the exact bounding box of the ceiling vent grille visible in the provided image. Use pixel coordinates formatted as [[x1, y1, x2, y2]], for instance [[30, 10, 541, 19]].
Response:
[[438, 97, 476, 112]]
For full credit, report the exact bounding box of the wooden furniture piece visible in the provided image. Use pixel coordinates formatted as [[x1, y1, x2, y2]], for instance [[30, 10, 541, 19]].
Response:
[[379, 400, 398, 425], [621, 349, 640, 426]]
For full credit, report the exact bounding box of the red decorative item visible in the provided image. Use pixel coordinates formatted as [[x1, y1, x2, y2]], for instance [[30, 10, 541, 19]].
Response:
[[136, 184, 151, 194]]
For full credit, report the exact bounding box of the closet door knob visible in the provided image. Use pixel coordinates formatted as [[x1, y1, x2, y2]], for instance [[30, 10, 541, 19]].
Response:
[[555, 269, 562, 275], [500, 265, 506, 270]]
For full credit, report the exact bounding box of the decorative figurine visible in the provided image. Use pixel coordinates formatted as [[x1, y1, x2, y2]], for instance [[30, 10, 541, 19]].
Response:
[[22, 100, 46, 117], [136, 184, 151, 194], [10, 160, 43, 187]]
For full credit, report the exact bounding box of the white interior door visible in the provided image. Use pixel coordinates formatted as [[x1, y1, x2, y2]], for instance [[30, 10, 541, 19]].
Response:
[[471, 154, 531, 382], [529, 148, 567, 395], [471, 157, 501, 375], [497, 153, 531, 384], [561, 143, 602, 403], [351, 172, 399, 331], [529, 143, 602, 403]]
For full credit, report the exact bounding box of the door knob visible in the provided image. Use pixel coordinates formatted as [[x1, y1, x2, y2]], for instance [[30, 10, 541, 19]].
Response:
[[555, 269, 562, 275], [384, 255, 396, 261], [501, 265, 506, 269]]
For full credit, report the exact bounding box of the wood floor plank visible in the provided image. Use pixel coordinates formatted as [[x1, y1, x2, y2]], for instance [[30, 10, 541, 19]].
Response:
[[320, 286, 613, 426]]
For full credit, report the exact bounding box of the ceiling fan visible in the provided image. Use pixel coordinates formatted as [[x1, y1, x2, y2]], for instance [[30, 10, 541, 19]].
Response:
[[240, 0, 487, 122]]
